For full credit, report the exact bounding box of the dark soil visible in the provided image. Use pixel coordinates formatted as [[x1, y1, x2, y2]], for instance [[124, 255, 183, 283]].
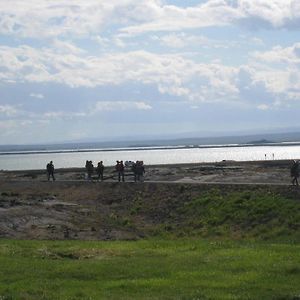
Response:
[[0, 179, 299, 241]]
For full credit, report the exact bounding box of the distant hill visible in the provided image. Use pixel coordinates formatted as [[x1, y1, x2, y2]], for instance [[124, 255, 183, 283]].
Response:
[[246, 139, 274, 144]]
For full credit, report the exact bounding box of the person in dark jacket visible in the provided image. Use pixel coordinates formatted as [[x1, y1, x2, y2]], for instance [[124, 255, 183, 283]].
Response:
[[133, 160, 145, 182], [116, 160, 125, 182], [85, 160, 94, 180], [46, 161, 55, 181], [96, 161, 104, 181], [291, 160, 299, 186]]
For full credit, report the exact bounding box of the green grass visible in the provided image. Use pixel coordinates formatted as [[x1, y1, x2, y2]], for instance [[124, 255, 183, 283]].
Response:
[[153, 188, 300, 241], [0, 239, 299, 300], [1, 186, 299, 299]]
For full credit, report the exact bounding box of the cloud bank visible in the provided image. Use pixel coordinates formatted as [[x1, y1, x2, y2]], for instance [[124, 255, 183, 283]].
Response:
[[0, 0, 299, 143]]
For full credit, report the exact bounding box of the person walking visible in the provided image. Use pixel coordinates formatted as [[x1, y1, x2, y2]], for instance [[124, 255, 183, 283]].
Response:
[[46, 161, 55, 181]]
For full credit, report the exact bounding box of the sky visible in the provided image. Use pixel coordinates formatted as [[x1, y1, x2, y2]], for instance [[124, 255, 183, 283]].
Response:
[[0, 0, 300, 144]]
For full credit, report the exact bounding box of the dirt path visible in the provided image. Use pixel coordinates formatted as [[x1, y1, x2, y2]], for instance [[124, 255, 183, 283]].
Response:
[[0, 179, 294, 186]]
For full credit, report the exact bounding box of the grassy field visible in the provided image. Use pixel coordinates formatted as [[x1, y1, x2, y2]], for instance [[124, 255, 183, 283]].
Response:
[[0, 238, 300, 300], [1, 183, 300, 299]]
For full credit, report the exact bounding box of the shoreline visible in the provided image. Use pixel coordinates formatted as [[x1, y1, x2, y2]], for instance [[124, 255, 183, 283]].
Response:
[[0, 158, 292, 172], [1, 142, 300, 156], [0, 159, 294, 185]]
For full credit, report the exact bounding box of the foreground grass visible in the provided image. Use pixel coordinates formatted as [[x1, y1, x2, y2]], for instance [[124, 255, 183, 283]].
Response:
[[0, 239, 299, 300], [167, 188, 300, 241]]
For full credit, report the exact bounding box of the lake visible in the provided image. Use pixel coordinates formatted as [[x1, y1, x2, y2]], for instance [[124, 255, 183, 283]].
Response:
[[0, 144, 300, 171]]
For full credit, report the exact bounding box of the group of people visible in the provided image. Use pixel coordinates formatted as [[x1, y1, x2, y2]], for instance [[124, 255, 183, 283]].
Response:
[[46, 159, 299, 185], [85, 160, 104, 181], [115, 160, 145, 182], [83, 159, 145, 182], [46, 160, 146, 182], [132, 160, 145, 182]]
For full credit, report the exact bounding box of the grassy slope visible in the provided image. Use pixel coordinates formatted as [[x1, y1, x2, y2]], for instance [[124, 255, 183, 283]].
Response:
[[1, 182, 300, 241], [115, 185, 300, 242], [162, 188, 300, 241], [0, 185, 300, 299], [0, 239, 300, 300]]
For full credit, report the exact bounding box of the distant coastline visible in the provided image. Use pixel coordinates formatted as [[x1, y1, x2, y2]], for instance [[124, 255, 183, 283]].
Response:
[[2, 130, 300, 155], [1, 141, 300, 156]]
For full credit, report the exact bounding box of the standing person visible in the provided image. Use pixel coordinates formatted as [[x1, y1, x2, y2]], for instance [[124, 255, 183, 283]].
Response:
[[139, 161, 145, 182], [85, 160, 90, 180], [291, 160, 299, 186], [134, 161, 145, 182], [119, 160, 125, 182], [87, 160, 94, 180], [96, 161, 104, 181], [85, 160, 94, 180], [116, 160, 125, 182], [46, 161, 55, 181]]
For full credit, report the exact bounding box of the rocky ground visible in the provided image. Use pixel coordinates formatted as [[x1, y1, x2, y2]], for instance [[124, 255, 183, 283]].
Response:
[[0, 159, 293, 184], [0, 160, 298, 240]]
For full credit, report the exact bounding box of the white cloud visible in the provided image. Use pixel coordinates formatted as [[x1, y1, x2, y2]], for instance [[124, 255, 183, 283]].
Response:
[[43, 111, 87, 119], [0, 105, 18, 116], [121, 1, 240, 35], [30, 93, 45, 99], [257, 104, 270, 110], [156, 33, 210, 48], [237, 0, 300, 29], [252, 43, 300, 64], [0, 45, 238, 102], [250, 43, 300, 99], [0, 0, 164, 39], [94, 101, 152, 111], [121, 0, 300, 35], [52, 39, 86, 54], [1, 41, 300, 110], [0, 0, 299, 41]]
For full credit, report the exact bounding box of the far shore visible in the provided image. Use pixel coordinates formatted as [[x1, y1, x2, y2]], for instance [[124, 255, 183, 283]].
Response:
[[1, 141, 300, 156]]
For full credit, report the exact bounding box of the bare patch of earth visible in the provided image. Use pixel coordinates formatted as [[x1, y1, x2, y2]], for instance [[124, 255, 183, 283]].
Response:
[[0, 160, 297, 240], [0, 160, 292, 184]]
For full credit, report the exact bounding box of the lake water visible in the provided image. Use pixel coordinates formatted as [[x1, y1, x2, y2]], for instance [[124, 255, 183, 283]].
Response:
[[0, 145, 300, 171]]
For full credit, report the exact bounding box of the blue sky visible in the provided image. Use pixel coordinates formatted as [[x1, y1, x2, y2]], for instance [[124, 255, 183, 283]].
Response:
[[0, 0, 300, 144]]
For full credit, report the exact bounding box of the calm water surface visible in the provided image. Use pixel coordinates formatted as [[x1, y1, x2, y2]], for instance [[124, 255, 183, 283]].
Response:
[[0, 145, 300, 171]]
